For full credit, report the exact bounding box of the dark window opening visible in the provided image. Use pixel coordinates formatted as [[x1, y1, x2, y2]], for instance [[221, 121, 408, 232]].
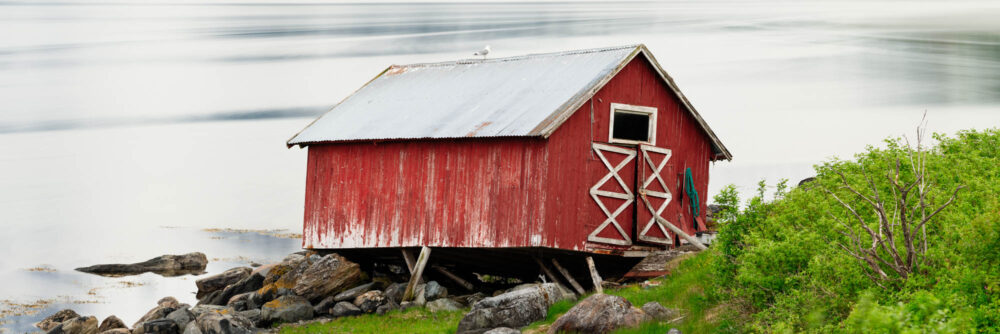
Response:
[[612, 111, 650, 142]]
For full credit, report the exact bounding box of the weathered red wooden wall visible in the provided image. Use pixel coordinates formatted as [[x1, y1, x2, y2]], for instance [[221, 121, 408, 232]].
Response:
[[583, 56, 713, 246], [302, 56, 715, 251]]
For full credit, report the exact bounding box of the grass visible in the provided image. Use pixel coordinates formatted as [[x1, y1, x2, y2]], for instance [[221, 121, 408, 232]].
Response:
[[279, 251, 723, 334], [524, 251, 729, 334], [278, 308, 465, 334]]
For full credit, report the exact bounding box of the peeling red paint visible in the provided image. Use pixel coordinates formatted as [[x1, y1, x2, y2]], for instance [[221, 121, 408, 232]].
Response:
[[301, 56, 715, 253]]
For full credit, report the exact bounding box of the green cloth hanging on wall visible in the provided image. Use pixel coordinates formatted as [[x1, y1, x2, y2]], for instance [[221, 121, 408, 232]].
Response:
[[684, 167, 700, 229]]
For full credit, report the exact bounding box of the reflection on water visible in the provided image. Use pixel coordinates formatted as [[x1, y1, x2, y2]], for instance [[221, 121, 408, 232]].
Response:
[[2, 1, 1000, 332]]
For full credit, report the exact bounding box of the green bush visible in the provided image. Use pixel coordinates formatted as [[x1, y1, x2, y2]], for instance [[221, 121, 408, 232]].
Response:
[[704, 129, 1000, 332]]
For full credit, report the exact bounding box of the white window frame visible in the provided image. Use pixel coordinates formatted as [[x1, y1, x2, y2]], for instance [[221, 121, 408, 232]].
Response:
[[608, 103, 657, 146]]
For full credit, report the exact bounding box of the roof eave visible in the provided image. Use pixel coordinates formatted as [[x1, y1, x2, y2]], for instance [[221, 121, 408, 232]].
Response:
[[286, 65, 396, 148]]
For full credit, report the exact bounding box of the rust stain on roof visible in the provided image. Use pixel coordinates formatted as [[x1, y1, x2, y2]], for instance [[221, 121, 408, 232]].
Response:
[[384, 66, 408, 76], [466, 121, 493, 137]]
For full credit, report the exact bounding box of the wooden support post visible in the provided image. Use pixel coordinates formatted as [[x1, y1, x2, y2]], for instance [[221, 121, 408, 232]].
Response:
[[586, 256, 603, 294], [640, 193, 708, 250], [534, 258, 560, 285], [402, 246, 431, 302], [401, 248, 424, 284], [432, 265, 474, 291], [550, 258, 586, 295]]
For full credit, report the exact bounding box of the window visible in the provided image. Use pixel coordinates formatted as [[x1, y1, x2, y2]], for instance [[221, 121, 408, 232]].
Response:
[[609, 103, 656, 145]]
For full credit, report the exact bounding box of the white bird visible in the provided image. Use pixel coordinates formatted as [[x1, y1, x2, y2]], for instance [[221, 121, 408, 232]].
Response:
[[473, 45, 491, 59]]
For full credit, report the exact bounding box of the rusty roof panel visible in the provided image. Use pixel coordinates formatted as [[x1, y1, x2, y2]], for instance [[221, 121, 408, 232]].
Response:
[[287, 45, 637, 145]]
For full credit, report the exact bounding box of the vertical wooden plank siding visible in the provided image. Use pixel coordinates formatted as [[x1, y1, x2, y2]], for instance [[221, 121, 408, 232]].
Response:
[[301, 56, 716, 251]]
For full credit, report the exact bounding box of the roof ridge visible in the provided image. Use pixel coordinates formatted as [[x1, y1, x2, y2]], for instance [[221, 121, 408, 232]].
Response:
[[392, 44, 641, 69]]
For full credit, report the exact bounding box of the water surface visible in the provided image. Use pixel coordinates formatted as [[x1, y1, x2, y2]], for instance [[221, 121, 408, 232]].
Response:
[[2, 1, 1000, 332]]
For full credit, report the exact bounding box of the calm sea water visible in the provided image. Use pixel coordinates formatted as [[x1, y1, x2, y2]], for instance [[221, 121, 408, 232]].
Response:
[[2, 0, 999, 332]]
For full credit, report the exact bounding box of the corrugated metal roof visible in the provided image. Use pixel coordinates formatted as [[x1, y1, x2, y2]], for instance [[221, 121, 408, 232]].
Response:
[[288, 44, 733, 160]]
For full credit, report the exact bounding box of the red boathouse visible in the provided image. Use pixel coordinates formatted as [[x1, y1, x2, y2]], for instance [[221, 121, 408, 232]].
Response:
[[288, 44, 731, 281]]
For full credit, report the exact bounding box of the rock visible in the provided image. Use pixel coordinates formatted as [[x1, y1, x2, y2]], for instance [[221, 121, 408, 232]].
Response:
[[667, 328, 682, 334], [158, 297, 181, 309], [134, 303, 179, 329], [37, 309, 80, 331], [194, 312, 254, 334], [456, 283, 571, 334], [226, 292, 254, 312], [101, 329, 130, 334], [97, 315, 126, 332], [375, 300, 400, 315], [166, 308, 196, 329], [333, 282, 375, 302], [57, 316, 98, 334], [292, 254, 363, 302], [196, 291, 222, 306], [182, 322, 202, 334], [640, 301, 679, 321], [508, 283, 576, 301], [76, 253, 208, 277], [383, 283, 407, 304], [426, 298, 464, 312], [454, 293, 487, 307], [137, 319, 180, 334], [202, 273, 264, 306], [353, 290, 387, 313], [234, 310, 261, 328], [266, 255, 311, 289], [261, 295, 314, 325], [413, 284, 427, 306], [312, 296, 338, 316], [330, 302, 362, 318], [399, 301, 416, 311], [189, 305, 226, 317], [423, 281, 447, 302], [547, 294, 647, 334], [195, 267, 252, 299], [483, 328, 520, 334]]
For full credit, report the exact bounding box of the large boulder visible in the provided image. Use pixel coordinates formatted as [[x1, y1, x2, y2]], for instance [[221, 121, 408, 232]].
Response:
[[101, 329, 131, 334], [182, 322, 202, 334], [134, 298, 182, 328], [547, 294, 648, 334], [353, 290, 387, 313], [293, 254, 363, 302], [36, 309, 80, 331], [454, 293, 487, 307], [483, 328, 520, 334], [333, 282, 375, 302], [195, 267, 252, 299], [456, 283, 573, 334], [201, 273, 264, 306], [383, 283, 407, 304], [166, 307, 196, 330], [426, 298, 464, 313], [226, 292, 255, 311], [135, 318, 180, 334], [375, 300, 400, 315], [76, 253, 207, 276], [423, 281, 448, 302], [188, 305, 226, 318], [640, 301, 679, 321], [330, 302, 362, 318], [97, 315, 126, 332], [194, 312, 254, 334], [234, 309, 262, 328], [51, 316, 98, 334], [312, 296, 338, 316], [261, 295, 314, 325]]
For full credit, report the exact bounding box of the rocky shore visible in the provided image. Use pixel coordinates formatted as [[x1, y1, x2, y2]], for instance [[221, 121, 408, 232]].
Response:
[[38, 251, 683, 334]]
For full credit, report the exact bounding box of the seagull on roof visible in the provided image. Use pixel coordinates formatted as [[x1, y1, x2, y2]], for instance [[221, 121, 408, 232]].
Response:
[[473, 45, 490, 59]]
